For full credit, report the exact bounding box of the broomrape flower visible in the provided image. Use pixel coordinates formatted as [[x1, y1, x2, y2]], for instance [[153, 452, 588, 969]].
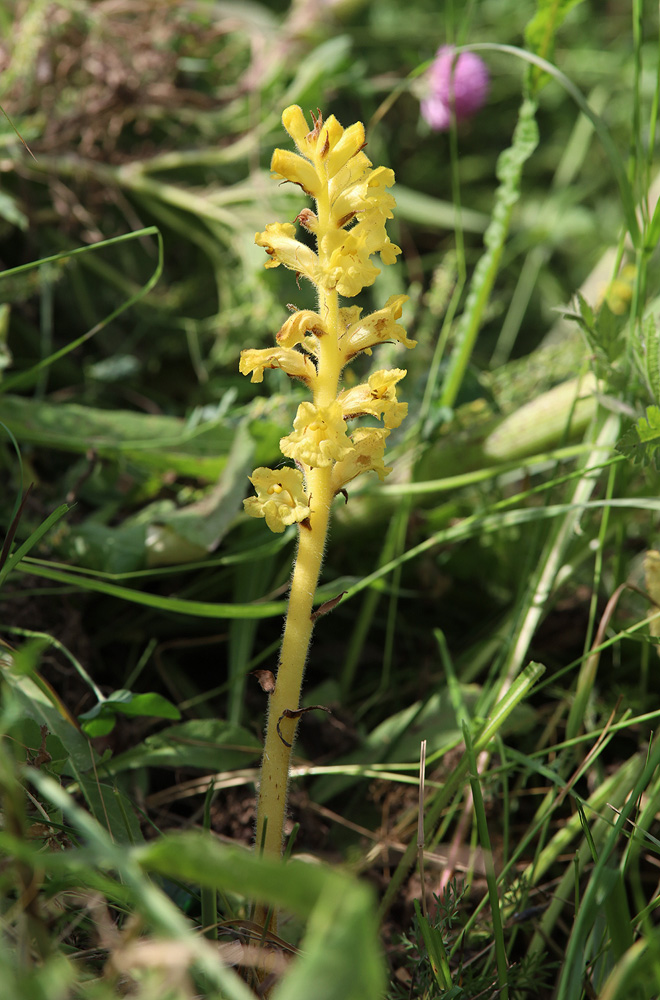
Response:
[[421, 45, 490, 132], [337, 368, 408, 429], [241, 105, 416, 897], [280, 400, 353, 468], [244, 467, 310, 533]]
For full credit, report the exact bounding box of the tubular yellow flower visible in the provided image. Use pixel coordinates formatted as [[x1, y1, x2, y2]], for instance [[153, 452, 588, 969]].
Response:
[[276, 309, 327, 353], [239, 346, 316, 386], [280, 400, 352, 468], [337, 368, 408, 429], [281, 104, 312, 149], [254, 222, 321, 286], [340, 294, 416, 362], [244, 467, 310, 533], [331, 427, 391, 491], [325, 121, 366, 177], [271, 148, 321, 198]]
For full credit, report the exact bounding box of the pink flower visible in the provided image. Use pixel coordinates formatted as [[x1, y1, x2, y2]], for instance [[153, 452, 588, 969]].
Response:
[[421, 46, 490, 132]]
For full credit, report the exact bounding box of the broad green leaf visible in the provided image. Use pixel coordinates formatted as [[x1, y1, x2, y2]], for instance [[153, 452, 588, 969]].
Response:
[[137, 830, 386, 1000], [56, 521, 148, 574], [79, 689, 181, 738], [142, 420, 256, 566], [104, 718, 262, 774], [0, 392, 234, 481], [1, 661, 97, 777]]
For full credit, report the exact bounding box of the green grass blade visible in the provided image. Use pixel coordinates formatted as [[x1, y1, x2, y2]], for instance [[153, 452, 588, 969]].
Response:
[[464, 723, 509, 999]]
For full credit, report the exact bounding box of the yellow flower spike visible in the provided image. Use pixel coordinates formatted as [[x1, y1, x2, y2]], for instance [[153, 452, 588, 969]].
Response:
[[244, 467, 310, 533], [246, 106, 413, 935], [239, 346, 317, 386], [337, 368, 408, 429], [280, 400, 353, 468], [331, 427, 391, 491]]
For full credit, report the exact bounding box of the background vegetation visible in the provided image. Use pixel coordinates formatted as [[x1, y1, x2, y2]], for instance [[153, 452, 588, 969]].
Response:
[[1, 0, 660, 997]]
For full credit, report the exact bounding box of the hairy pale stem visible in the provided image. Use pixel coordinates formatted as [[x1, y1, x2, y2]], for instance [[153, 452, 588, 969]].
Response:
[[255, 254, 340, 928]]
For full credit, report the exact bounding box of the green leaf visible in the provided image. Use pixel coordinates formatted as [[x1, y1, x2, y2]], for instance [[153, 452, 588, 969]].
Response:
[[1, 661, 97, 777], [79, 689, 181, 738], [617, 406, 660, 469], [137, 830, 386, 1000], [525, 0, 587, 61], [644, 314, 660, 402], [0, 190, 28, 230], [0, 392, 234, 482], [78, 777, 144, 845], [142, 420, 256, 566], [103, 718, 262, 774], [440, 98, 539, 409]]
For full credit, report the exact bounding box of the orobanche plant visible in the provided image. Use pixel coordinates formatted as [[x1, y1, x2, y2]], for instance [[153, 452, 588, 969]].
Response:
[[240, 104, 415, 901]]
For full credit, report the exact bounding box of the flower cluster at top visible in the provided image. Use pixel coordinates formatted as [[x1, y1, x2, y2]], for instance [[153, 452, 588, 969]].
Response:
[[240, 105, 415, 533]]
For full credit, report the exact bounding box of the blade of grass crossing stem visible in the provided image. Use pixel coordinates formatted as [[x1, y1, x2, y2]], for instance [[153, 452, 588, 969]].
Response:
[[557, 735, 660, 1000], [15, 561, 286, 619], [463, 723, 509, 1000], [378, 661, 544, 920]]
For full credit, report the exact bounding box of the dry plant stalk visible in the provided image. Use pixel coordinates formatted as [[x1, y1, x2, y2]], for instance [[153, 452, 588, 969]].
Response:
[[241, 104, 415, 917]]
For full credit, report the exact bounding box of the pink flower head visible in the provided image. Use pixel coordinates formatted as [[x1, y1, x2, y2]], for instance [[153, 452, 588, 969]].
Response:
[[421, 46, 489, 132]]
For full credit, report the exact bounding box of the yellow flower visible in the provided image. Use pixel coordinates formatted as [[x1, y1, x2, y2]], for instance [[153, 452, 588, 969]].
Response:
[[244, 467, 310, 533], [331, 428, 391, 491], [271, 149, 320, 198], [280, 401, 353, 468], [254, 222, 321, 287], [239, 346, 316, 386], [337, 368, 408, 429], [276, 310, 327, 355], [339, 295, 416, 363]]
